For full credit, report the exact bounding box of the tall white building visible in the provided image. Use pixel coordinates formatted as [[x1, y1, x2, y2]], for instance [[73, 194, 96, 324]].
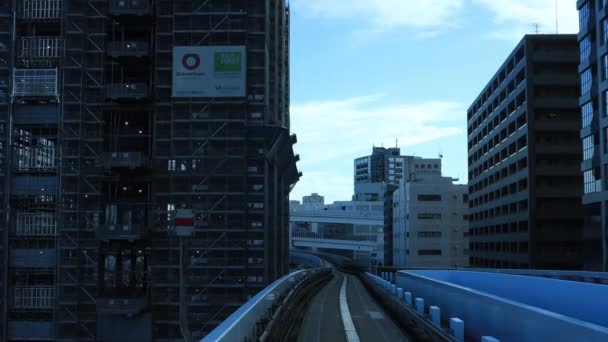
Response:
[[393, 173, 469, 268]]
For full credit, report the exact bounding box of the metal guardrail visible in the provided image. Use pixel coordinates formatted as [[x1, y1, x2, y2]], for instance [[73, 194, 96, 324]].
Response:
[[20, 0, 62, 20], [13, 68, 58, 97], [201, 268, 328, 342]]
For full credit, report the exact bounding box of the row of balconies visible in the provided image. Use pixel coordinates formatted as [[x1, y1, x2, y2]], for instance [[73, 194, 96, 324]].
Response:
[[18, 0, 151, 20], [15, 37, 150, 60], [10, 285, 147, 315], [12, 69, 151, 100]]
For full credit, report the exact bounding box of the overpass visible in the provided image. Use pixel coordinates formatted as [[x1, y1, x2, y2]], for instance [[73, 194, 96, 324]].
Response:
[[291, 232, 379, 253], [201, 252, 608, 342]]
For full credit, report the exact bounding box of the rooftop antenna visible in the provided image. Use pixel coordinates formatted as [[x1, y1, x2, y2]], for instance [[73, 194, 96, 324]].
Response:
[[532, 22, 541, 34], [395, 138, 398, 148]]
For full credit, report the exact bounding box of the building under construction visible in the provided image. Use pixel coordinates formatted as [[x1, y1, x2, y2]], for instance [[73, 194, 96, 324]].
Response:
[[0, 0, 299, 340]]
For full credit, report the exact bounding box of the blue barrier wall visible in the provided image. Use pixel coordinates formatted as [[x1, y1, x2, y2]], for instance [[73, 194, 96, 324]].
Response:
[[396, 270, 608, 342]]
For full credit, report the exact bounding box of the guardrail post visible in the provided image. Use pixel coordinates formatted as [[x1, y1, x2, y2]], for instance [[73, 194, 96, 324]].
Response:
[[415, 298, 424, 314], [391, 284, 397, 295], [405, 292, 412, 305], [450, 318, 464, 342], [481, 337, 500, 342], [430, 306, 440, 326], [397, 287, 403, 300]]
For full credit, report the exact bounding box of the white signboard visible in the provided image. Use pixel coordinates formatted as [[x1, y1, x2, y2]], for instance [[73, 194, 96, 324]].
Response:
[[172, 46, 246, 98]]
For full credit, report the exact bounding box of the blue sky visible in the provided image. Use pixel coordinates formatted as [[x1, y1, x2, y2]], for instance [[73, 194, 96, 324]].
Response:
[[289, 0, 579, 203]]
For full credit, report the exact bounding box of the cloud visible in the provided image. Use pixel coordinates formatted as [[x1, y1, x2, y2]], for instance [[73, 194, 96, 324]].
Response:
[[290, 95, 465, 202], [291, 0, 463, 36], [473, 0, 579, 41]]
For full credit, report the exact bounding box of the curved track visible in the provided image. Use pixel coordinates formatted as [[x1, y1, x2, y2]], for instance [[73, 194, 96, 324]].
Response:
[[297, 268, 412, 342]]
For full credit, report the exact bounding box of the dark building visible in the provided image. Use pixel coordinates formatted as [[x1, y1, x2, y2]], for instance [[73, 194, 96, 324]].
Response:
[[354, 147, 404, 185], [577, 0, 608, 271], [0, 0, 299, 340], [382, 183, 399, 267], [467, 34, 594, 269]]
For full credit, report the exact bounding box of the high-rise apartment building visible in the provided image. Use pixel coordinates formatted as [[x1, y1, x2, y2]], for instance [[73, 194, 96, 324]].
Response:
[[467, 34, 594, 269], [0, 0, 299, 340], [353, 148, 442, 266], [354, 147, 441, 187], [578, 0, 608, 271], [392, 174, 469, 268]]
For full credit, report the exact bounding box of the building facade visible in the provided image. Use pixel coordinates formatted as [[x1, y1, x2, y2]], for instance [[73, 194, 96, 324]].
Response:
[[393, 174, 469, 268], [467, 34, 595, 269], [0, 0, 299, 340], [302, 192, 324, 207], [578, 0, 608, 271]]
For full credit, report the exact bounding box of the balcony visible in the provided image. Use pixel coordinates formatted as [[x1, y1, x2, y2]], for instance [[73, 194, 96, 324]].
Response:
[[13, 286, 54, 309], [13, 146, 57, 172], [11, 176, 57, 196], [15, 212, 56, 237], [97, 223, 146, 241], [10, 249, 56, 268], [97, 152, 148, 169], [106, 83, 149, 100], [109, 0, 151, 16], [97, 204, 148, 241], [97, 297, 147, 315], [8, 321, 55, 340], [13, 68, 58, 98], [107, 41, 149, 58], [19, 37, 63, 59], [20, 0, 63, 20]]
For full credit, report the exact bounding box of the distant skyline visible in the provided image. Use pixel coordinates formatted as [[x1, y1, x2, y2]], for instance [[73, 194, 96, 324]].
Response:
[[289, 0, 578, 203]]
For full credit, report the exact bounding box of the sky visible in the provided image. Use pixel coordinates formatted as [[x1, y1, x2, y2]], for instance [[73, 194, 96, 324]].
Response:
[[288, 0, 579, 203]]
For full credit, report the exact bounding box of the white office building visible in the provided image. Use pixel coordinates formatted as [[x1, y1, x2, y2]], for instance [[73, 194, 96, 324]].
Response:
[[393, 173, 469, 267]]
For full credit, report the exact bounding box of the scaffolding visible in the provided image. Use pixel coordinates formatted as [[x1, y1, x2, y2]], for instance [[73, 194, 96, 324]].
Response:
[[0, 4, 11, 340], [1, 0, 298, 340]]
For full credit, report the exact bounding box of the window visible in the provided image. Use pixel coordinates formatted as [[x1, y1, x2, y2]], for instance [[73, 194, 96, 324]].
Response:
[[605, 55, 608, 80], [583, 135, 595, 160], [463, 194, 469, 203], [582, 102, 594, 128], [418, 249, 442, 256], [579, 3, 589, 31], [417, 194, 441, 201], [581, 69, 593, 96], [584, 168, 602, 194], [417, 213, 442, 220], [605, 90, 608, 117], [580, 36, 591, 62], [604, 19, 608, 45], [418, 231, 442, 238]]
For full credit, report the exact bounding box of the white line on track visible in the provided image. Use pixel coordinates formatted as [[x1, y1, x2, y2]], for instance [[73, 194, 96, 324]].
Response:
[[340, 276, 361, 342]]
